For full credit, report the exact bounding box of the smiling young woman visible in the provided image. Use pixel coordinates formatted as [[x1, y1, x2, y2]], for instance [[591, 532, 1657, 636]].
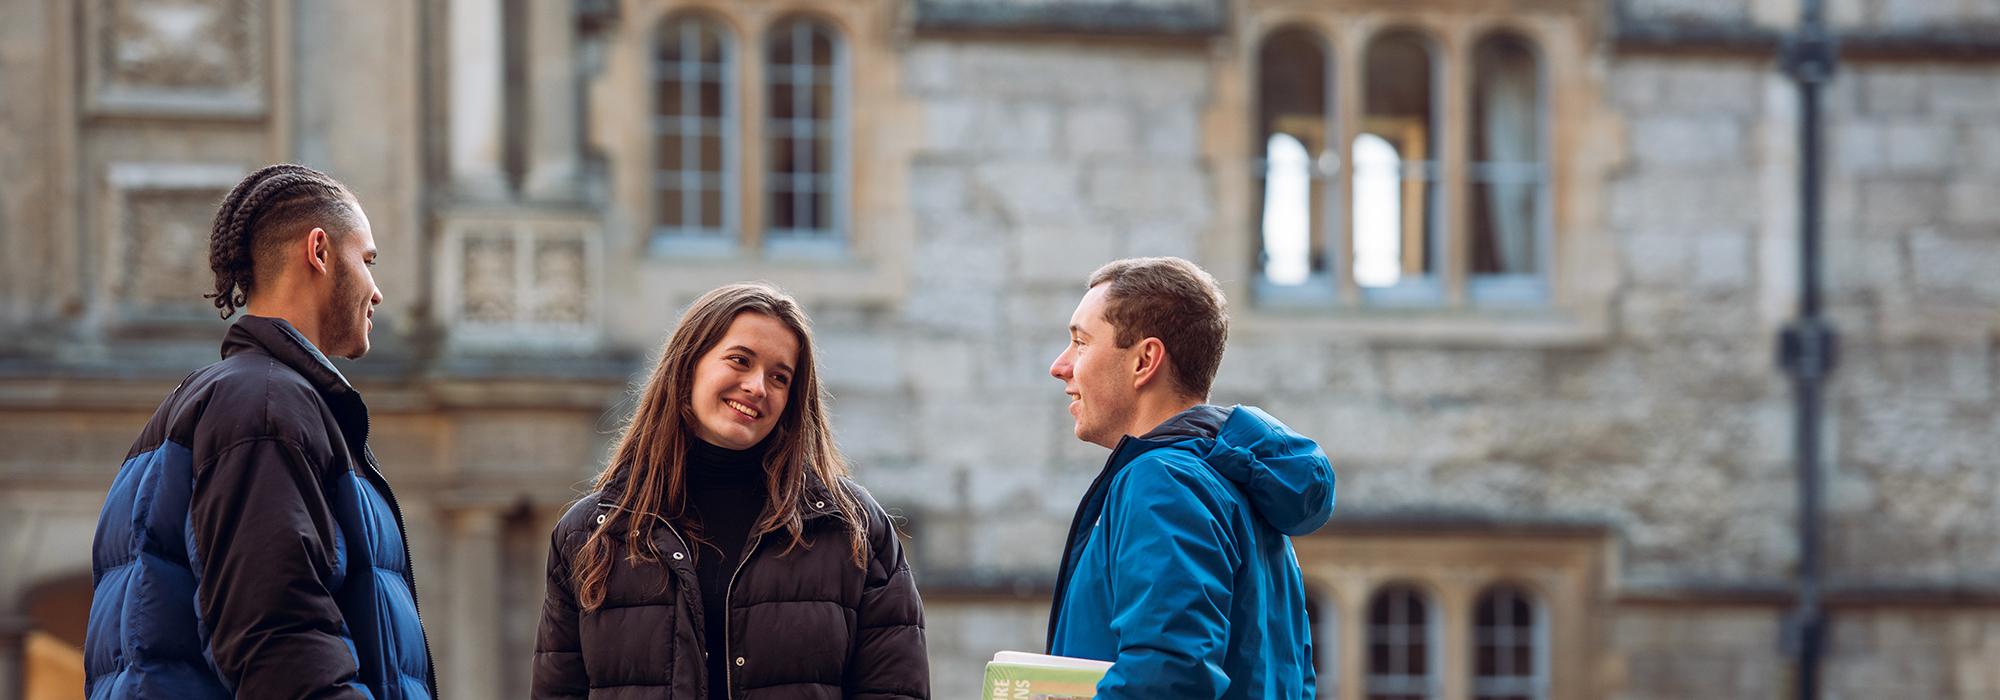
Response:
[[532, 282, 929, 700]]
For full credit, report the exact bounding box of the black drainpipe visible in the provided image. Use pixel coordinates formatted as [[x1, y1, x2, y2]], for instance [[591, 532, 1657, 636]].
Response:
[[1778, 0, 1838, 698]]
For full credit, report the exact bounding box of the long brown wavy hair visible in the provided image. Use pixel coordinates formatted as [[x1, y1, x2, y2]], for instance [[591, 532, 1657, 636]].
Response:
[[572, 283, 865, 612]]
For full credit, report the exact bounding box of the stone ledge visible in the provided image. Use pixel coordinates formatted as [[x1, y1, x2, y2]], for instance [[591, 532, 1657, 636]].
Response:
[[1614, 17, 2000, 60], [911, 0, 1225, 38], [0, 369, 633, 412], [1234, 306, 1614, 349], [915, 569, 1058, 598], [1312, 510, 1619, 538], [1620, 582, 2000, 608]]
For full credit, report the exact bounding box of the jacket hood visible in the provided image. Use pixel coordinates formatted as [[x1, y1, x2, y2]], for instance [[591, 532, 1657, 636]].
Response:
[[1144, 404, 1336, 535]]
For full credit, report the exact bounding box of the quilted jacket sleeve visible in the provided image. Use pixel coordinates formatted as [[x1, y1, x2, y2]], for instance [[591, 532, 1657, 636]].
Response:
[[532, 510, 590, 700], [190, 437, 370, 699], [844, 490, 930, 700]]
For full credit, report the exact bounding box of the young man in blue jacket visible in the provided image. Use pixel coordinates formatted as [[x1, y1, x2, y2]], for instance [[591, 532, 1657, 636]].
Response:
[[1046, 256, 1336, 699], [85, 164, 435, 699]]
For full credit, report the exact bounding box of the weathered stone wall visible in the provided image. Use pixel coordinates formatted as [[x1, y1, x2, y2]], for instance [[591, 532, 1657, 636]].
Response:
[[1612, 606, 1790, 699], [3, 1, 1999, 698], [1612, 605, 2000, 699], [827, 38, 1218, 578], [1825, 607, 2000, 698], [1819, 60, 2000, 584], [853, 33, 2000, 692]]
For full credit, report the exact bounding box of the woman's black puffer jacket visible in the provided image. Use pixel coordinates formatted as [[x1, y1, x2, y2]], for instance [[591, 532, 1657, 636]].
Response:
[[532, 473, 928, 700]]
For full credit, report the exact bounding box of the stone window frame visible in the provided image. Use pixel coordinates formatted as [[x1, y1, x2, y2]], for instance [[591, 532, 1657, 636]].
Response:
[[1462, 33, 1555, 308], [1471, 582, 1551, 700], [1209, 1, 1615, 345], [1254, 19, 1544, 307], [1350, 28, 1450, 308], [595, 0, 910, 305], [760, 16, 852, 258], [1294, 526, 1608, 700], [648, 11, 743, 257], [1365, 581, 1446, 700]]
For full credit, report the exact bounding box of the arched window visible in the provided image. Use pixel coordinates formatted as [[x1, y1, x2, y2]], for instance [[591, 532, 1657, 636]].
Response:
[[1473, 584, 1547, 700], [1263, 133, 1314, 285], [765, 16, 846, 252], [1255, 27, 1332, 294], [1468, 31, 1548, 302], [1237, 14, 1574, 313], [1367, 583, 1439, 700], [1352, 133, 1403, 287], [652, 15, 737, 253], [1356, 30, 1440, 300]]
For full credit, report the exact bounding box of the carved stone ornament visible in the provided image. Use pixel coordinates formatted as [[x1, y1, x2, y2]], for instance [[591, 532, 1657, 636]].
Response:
[[101, 163, 245, 319], [119, 190, 222, 309], [442, 212, 602, 347], [85, 0, 266, 117], [461, 235, 518, 324]]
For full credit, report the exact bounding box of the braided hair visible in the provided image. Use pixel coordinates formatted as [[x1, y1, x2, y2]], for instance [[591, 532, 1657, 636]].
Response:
[[204, 164, 361, 319]]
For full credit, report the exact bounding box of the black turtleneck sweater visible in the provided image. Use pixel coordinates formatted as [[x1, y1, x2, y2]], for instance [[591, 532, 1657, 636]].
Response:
[[683, 437, 769, 700]]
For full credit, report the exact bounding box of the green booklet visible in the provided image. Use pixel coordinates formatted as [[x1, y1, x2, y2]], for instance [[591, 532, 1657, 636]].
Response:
[[982, 651, 1112, 700]]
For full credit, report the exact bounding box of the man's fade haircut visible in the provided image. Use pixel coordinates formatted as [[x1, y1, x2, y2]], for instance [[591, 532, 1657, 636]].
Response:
[[1086, 256, 1230, 399], [204, 163, 362, 319]]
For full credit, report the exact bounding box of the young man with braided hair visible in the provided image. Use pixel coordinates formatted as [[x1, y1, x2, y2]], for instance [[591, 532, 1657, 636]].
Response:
[[85, 164, 437, 699], [1045, 257, 1336, 699]]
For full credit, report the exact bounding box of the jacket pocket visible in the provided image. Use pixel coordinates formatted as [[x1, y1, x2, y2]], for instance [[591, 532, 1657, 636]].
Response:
[[579, 601, 680, 688]]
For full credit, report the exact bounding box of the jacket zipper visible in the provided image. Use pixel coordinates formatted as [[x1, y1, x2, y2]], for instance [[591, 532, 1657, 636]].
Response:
[[601, 503, 714, 697], [712, 487, 835, 697], [1045, 435, 1134, 651], [720, 530, 765, 699], [607, 493, 832, 698]]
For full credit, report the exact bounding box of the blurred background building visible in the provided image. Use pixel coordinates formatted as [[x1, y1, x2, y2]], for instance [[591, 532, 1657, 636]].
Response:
[[2, 0, 1998, 697]]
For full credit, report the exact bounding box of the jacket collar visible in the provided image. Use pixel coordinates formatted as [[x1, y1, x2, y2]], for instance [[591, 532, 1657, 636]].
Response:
[[798, 469, 844, 522], [598, 461, 847, 524], [222, 315, 359, 400], [1137, 404, 1233, 442], [222, 315, 369, 445]]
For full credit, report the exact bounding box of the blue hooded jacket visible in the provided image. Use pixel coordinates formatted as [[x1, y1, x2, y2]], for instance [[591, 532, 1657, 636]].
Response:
[[1048, 404, 1335, 700]]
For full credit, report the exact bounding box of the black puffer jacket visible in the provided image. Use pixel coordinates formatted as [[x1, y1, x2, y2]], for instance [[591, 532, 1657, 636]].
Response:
[[532, 473, 928, 700], [86, 315, 436, 699]]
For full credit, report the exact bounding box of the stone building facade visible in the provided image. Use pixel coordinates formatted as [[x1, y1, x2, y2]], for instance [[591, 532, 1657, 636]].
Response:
[[1, 0, 1997, 698]]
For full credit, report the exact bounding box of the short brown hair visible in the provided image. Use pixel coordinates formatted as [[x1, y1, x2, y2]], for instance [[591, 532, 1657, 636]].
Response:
[[1087, 257, 1230, 399]]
